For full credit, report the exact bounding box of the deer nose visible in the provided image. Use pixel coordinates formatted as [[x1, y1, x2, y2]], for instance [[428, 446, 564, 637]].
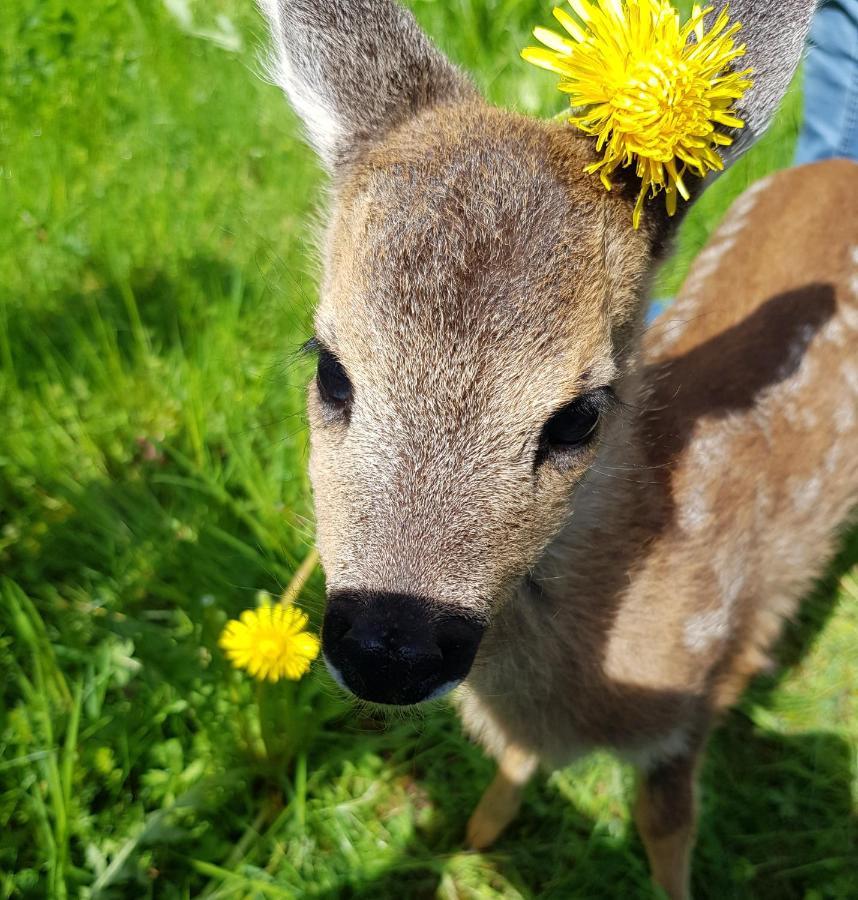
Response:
[[322, 591, 484, 705]]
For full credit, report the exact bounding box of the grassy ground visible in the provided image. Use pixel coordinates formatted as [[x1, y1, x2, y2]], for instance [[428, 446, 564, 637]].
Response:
[[1, 1, 855, 897]]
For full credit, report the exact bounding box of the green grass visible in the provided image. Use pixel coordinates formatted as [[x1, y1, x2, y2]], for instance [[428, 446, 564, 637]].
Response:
[[0, 1, 855, 897]]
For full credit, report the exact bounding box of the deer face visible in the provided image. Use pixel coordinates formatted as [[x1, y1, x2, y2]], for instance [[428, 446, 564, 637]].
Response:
[[306, 106, 655, 703], [258, 0, 802, 704]]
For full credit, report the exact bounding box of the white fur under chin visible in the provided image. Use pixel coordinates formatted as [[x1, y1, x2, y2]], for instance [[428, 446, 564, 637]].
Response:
[[322, 652, 350, 693], [424, 679, 464, 702]]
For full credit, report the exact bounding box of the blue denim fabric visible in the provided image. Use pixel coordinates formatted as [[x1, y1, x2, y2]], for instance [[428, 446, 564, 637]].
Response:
[[795, 0, 858, 163], [645, 299, 670, 325]]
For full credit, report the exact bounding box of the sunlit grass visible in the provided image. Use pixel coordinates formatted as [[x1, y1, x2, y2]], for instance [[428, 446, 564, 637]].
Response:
[[1, 1, 854, 898]]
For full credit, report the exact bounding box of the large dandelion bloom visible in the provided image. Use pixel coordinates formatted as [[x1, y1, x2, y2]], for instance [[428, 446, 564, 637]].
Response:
[[220, 603, 320, 682], [523, 1, 753, 227]]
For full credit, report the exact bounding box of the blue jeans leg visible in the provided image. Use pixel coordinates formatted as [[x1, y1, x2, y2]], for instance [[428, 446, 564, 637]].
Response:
[[795, 0, 858, 164]]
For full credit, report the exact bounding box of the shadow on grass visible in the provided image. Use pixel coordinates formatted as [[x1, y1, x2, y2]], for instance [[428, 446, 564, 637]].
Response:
[[311, 526, 858, 899], [692, 525, 858, 899], [2, 459, 321, 702], [1, 256, 276, 390]]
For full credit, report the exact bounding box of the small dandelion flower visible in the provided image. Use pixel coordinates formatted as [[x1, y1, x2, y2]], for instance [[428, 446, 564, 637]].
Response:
[[523, 1, 753, 227], [219, 603, 320, 682]]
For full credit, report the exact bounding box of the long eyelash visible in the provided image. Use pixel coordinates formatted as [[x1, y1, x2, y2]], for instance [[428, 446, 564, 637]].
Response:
[[565, 385, 619, 418], [598, 385, 621, 413], [301, 336, 322, 356]]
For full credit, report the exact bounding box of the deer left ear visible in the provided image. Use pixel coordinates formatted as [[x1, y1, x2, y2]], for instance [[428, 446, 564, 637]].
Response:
[[654, 0, 815, 245], [650, 0, 816, 244], [528, 0, 816, 240], [716, 0, 817, 167], [669, 0, 817, 221], [672, 0, 814, 246]]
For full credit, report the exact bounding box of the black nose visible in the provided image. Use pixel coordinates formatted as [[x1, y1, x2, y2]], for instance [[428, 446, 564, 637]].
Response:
[[322, 591, 484, 705]]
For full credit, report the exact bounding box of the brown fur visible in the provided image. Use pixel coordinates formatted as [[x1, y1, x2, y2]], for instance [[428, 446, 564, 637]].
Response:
[[453, 163, 858, 756], [456, 160, 858, 896]]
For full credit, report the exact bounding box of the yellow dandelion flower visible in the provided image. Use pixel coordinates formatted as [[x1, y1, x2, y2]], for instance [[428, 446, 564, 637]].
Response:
[[219, 603, 320, 682], [522, 1, 753, 227]]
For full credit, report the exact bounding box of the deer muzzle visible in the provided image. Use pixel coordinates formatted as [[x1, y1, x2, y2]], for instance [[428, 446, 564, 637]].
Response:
[[322, 591, 485, 705]]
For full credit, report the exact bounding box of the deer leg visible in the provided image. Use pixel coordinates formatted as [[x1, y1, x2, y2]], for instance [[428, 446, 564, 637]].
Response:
[[633, 751, 701, 900], [466, 745, 539, 850]]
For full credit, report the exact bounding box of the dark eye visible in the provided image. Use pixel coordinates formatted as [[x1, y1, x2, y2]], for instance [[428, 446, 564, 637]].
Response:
[[316, 348, 352, 410], [536, 390, 611, 465]]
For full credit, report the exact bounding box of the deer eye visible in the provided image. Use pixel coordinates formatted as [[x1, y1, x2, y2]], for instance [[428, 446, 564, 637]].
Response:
[[316, 348, 352, 410], [536, 389, 613, 466]]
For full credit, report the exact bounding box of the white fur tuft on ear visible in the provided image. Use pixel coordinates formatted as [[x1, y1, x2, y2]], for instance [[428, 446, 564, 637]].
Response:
[[257, 0, 342, 164], [257, 0, 475, 170]]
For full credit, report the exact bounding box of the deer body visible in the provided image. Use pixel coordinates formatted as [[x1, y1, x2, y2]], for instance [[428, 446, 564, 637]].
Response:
[[256, 1, 856, 896], [461, 160, 858, 771], [460, 163, 858, 888]]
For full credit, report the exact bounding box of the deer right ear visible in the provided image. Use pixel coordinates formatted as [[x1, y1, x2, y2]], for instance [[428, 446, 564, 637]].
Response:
[[258, 0, 476, 169]]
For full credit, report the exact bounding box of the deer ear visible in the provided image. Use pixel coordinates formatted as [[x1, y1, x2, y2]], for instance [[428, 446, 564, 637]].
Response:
[[257, 0, 476, 169], [641, 0, 817, 240], [716, 0, 817, 166]]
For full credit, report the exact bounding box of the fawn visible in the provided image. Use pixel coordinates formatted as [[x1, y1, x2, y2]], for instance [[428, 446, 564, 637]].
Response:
[[257, 1, 858, 896]]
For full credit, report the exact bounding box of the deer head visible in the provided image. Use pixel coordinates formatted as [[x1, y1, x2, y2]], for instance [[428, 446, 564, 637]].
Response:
[[258, 0, 815, 705]]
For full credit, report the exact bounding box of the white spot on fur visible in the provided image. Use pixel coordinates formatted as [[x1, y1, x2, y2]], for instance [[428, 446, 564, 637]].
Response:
[[737, 174, 774, 205], [820, 315, 847, 347], [715, 215, 749, 240], [824, 440, 846, 475], [789, 473, 822, 513], [684, 545, 745, 654], [694, 425, 729, 462], [716, 549, 746, 609], [844, 361, 858, 395], [684, 608, 731, 653], [679, 482, 711, 533], [677, 423, 738, 533], [835, 396, 857, 435], [755, 481, 774, 524], [712, 176, 768, 237], [710, 178, 768, 240], [682, 235, 737, 297], [799, 409, 819, 431], [842, 299, 858, 331], [780, 351, 818, 428], [646, 312, 689, 358], [700, 236, 737, 267], [622, 726, 690, 771]]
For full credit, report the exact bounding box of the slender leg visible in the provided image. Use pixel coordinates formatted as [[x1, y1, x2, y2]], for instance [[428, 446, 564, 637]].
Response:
[[633, 752, 702, 900], [466, 745, 539, 850]]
